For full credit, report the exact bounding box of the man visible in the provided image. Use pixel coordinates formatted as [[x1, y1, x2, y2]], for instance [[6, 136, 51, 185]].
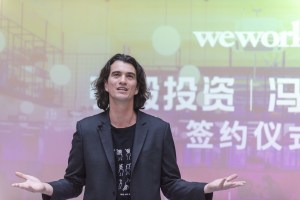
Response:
[[12, 54, 245, 200]]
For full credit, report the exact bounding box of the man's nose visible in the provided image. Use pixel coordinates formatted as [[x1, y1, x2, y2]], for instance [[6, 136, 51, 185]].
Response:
[[119, 75, 126, 83]]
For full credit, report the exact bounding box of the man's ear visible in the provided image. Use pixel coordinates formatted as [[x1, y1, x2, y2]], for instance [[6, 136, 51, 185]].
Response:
[[135, 87, 139, 95], [104, 82, 108, 92]]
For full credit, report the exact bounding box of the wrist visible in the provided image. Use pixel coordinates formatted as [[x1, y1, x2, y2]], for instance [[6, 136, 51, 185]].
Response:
[[43, 183, 53, 196], [204, 183, 212, 194]]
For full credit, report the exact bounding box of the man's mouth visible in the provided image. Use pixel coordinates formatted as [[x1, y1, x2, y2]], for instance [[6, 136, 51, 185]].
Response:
[[117, 87, 128, 91]]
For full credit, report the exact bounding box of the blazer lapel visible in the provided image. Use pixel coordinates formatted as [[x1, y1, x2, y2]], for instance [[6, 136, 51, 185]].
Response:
[[131, 111, 148, 173], [97, 111, 116, 181]]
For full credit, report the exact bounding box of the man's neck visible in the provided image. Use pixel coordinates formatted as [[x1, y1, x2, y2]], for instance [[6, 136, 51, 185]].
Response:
[[109, 105, 136, 128]]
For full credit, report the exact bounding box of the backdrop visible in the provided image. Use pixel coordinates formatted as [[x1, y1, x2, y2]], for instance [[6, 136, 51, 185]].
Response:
[[0, 0, 299, 199]]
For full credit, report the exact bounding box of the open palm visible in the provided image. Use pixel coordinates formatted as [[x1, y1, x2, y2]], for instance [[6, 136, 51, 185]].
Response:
[[205, 174, 246, 193], [12, 172, 46, 193]]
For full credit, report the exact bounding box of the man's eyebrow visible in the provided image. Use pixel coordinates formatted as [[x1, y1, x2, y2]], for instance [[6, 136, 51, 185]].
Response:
[[126, 72, 136, 76], [110, 71, 136, 76]]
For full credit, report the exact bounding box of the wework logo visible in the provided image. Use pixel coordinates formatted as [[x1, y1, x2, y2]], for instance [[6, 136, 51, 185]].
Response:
[[193, 21, 300, 48]]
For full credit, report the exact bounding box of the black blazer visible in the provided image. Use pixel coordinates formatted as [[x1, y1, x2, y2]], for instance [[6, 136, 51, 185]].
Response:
[[43, 111, 212, 200]]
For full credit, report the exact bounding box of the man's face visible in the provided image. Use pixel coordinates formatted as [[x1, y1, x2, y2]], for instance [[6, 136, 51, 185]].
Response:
[[104, 60, 138, 104]]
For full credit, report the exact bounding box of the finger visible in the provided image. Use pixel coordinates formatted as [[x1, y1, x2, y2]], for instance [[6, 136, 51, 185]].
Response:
[[227, 181, 246, 188], [234, 181, 246, 186], [12, 182, 27, 188], [11, 183, 19, 187], [225, 174, 238, 182], [15, 172, 28, 180]]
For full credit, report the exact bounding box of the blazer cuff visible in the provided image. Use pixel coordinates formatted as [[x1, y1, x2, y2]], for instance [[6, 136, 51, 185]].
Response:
[[205, 192, 213, 200], [42, 193, 51, 200]]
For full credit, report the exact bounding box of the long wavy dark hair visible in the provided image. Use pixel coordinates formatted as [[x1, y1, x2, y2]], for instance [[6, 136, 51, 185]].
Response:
[[92, 53, 150, 111]]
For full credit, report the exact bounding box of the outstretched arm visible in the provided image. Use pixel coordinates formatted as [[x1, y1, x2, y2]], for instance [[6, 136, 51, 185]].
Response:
[[204, 174, 246, 193], [11, 172, 53, 196]]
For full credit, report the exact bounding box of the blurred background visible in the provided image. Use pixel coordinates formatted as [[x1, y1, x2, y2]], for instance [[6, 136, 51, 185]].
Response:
[[1, 0, 300, 199]]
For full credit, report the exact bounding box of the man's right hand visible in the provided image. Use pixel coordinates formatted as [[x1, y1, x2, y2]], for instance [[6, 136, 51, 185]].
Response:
[[11, 172, 53, 196]]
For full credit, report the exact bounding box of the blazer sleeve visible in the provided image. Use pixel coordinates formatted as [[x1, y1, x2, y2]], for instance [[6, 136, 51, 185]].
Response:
[[160, 123, 213, 200], [42, 122, 86, 200]]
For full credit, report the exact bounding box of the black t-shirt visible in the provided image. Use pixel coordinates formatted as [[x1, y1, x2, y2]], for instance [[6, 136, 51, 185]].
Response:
[[111, 124, 136, 200]]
